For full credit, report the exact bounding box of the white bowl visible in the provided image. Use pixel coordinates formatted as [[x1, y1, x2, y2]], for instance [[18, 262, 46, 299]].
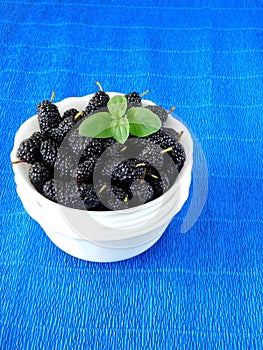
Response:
[[10, 93, 193, 262]]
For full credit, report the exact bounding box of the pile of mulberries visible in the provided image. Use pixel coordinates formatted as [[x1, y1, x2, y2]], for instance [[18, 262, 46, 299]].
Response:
[[14, 86, 186, 211]]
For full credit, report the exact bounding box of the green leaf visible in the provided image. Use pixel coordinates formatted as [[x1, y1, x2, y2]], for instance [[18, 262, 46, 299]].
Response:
[[107, 95, 127, 118], [127, 107, 161, 137], [110, 116, 130, 144], [79, 112, 113, 138]]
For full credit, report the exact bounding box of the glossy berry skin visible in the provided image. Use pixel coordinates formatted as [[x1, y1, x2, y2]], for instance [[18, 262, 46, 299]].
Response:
[[155, 132, 185, 171], [16, 138, 42, 164], [62, 108, 79, 121], [100, 158, 145, 186], [145, 105, 168, 124], [112, 159, 145, 183], [40, 139, 58, 166], [147, 172, 172, 198], [84, 91, 110, 117], [102, 140, 126, 159], [97, 185, 130, 211], [125, 92, 141, 108], [29, 162, 53, 192], [76, 159, 96, 184], [98, 138, 115, 152], [16, 131, 46, 164], [146, 129, 172, 145], [67, 129, 91, 157], [78, 183, 100, 210], [146, 129, 186, 171], [43, 179, 57, 202], [54, 151, 77, 180], [138, 143, 164, 169], [99, 156, 121, 179], [130, 180, 154, 207], [170, 143, 186, 172], [30, 131, 47, 146], [49, 109, 79, 144], [55, 181, 85, 209], [161, 127, 179, 141], [43, 179, 86, 209], [80, 139, 102, 162], [49, 117, 73, 144], [111, 185, 131, 201], [37, 100, 61, 135]]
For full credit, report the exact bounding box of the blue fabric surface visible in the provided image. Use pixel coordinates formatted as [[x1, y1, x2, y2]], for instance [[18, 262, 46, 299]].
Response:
[[1, 1, 263, 348]]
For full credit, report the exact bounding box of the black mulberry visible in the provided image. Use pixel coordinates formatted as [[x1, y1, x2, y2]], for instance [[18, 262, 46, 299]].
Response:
[[29, 162, 53, 192], [40, 139, 58, 166], [145, 105, 168, 124], [37, 99, 61, 135], [16, 138, 42, 164], [125, 92, 141, 108], [84, 90, 110, 117]]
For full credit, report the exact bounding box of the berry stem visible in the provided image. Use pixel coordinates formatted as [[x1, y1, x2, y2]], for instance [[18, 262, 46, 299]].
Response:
[[177, 131, 184, 142], [160, 146, 173, 154], [141, 168, 147, 182], [11, 160, 25, 165], [168, 106, 176, 114], [74, 111, 84, 121], [95, 81, 103, 92], [140, 89, 150, 97], [135, 162, 146, 168], [98, 184, 107, 195], [50, 91, 55, 103]]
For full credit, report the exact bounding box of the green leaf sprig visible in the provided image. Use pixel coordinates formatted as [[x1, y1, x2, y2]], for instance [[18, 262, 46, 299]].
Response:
[[79, 95, 161, 144]]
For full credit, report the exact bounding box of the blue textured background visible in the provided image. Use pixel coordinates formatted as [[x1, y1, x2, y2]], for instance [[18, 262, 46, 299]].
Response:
[[1, 1, 263, 349]]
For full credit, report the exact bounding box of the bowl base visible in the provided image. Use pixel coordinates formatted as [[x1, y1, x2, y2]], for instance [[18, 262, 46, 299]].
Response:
[[44, 228, 164, 262]]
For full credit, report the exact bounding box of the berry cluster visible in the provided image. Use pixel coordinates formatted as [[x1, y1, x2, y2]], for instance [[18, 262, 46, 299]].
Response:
[[14, 86, 186, 211]]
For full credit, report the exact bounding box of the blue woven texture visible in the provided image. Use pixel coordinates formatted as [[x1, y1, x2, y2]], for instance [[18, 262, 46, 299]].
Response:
[[1, 1, 263, 349]]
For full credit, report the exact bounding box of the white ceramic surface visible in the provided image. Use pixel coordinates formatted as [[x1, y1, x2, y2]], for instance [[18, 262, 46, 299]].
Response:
[[10, 93, 193, 262]]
